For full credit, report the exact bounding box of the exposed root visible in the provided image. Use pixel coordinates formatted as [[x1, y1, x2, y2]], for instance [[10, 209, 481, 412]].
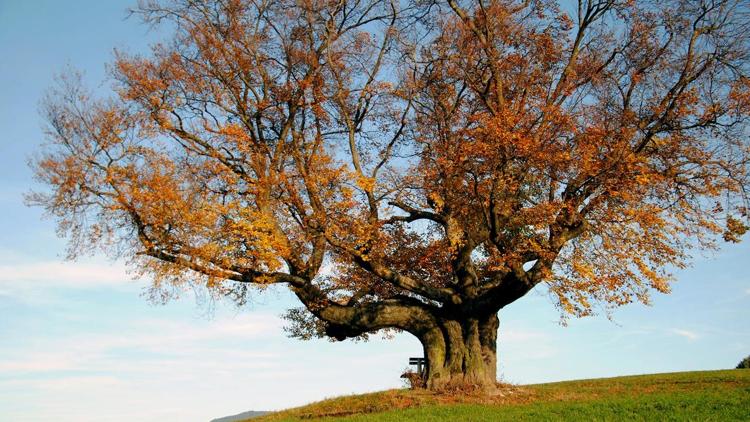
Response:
[[400, 369, 426, 390]]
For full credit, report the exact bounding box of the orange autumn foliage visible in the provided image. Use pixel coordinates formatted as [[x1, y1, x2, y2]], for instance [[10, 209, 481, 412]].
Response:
[[29, 0, 750, 389]]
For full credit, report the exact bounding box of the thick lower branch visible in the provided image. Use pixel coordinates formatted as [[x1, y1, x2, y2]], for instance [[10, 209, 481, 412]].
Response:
[[290, 274, 501, 391], [290, 282, 439, 340]]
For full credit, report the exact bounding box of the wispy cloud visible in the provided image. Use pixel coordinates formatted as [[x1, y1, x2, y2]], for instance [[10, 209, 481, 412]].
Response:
[[0, 257, 144, 305], [0, 313, 283, 375], [671, 328, 700, 341], [500, 329, 558, 363], [0, 260, 131, 287], [0, 310, 309, 421]]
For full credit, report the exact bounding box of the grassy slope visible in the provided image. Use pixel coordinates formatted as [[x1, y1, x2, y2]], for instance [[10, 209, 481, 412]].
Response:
[[250, 370, 750, 421]]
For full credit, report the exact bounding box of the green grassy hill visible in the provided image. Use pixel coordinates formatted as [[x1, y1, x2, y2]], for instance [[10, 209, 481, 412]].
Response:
[[247, 369, 750, 421]]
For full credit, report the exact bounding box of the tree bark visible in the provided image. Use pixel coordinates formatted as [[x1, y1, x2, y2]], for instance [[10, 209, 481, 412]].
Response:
[[420, 313, 499, 390], [291, 277, 502, 391]]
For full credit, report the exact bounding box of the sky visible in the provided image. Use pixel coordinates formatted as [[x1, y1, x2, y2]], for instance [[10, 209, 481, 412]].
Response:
[[0, 1, 749, 421]]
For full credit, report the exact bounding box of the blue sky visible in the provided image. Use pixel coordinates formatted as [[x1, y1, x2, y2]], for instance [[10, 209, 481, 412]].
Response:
[[0, 1, 748, 421]]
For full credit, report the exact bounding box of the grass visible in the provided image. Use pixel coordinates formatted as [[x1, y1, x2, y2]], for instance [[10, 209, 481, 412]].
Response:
[[248, 369, 750, 421]]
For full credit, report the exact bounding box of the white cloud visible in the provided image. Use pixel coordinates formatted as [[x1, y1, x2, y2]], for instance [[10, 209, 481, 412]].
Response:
[[0, 310, 338, 421], [0, 260, 131, 287], [0, 257, 145, 305], [33, 376, 125, 392], [671, 328, 699, 341], [0, 313, 283, 376], [500, 329, 558, 365], [0, 355, 75, 373]]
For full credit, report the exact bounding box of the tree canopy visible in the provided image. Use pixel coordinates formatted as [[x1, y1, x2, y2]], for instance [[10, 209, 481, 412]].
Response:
[[30, 0, 750, 389]]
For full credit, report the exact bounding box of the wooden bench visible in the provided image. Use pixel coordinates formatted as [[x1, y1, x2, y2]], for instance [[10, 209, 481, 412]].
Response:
[[409, 357, 426, 375]]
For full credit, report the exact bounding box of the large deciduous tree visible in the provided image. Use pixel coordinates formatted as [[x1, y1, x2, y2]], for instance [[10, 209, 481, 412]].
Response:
[[30, 0, 750, 390]]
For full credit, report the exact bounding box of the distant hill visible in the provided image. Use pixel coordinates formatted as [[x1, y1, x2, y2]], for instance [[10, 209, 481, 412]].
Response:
[[211, 410, 268, 422], [243, 369, 750, 421]]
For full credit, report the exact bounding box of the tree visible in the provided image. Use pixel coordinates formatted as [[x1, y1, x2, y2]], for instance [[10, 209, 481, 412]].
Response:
[[738, 355, 750, 369], [29, 0, 750, 390]]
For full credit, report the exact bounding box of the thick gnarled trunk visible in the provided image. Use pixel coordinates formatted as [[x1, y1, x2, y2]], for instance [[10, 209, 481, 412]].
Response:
[[420, 313, 499, 390], [291, 277, 502, 391]]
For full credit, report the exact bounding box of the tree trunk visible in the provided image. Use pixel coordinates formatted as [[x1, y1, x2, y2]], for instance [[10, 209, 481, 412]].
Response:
[[420, 313, 499, 390]]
